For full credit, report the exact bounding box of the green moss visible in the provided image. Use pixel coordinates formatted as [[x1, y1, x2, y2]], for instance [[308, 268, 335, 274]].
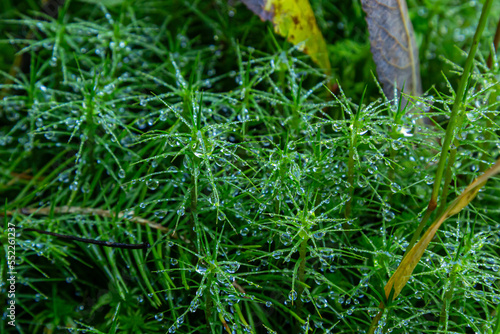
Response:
[[1, 0, 499, 333]]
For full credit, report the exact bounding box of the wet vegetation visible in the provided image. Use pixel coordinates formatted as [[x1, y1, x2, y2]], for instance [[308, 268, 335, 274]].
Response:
[[1, 0, 500, 333]]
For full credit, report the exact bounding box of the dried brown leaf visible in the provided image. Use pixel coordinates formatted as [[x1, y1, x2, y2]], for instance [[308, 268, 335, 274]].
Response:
[[361, 0, 422, 101]]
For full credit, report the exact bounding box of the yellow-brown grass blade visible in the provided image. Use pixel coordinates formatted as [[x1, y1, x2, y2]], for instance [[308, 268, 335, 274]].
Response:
[[384, 157, 500, 301]]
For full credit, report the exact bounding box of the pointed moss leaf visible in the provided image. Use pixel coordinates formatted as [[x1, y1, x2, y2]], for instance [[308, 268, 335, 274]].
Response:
[[383, 158, 500, 303], [361, 0, 422, 101], [240, 0, 331, 73]]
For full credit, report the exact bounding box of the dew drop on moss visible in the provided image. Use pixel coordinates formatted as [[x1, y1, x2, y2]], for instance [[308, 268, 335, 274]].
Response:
[[177, 206, 185, 216], [390, 182, 401, 193], [154, 210, 166, 219], [146, 178, 159, 190], [190, 299, 200, 312], [69, 181, 79, 191], [313, 232, 325, 240], [195, 263, 207, 275], [118, 169, 125, 179]]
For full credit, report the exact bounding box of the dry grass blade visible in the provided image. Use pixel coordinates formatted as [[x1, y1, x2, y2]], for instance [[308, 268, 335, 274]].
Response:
[[384, 157, 500, 301], [361, 0, 422, 100], [4, 206, 189, 242]]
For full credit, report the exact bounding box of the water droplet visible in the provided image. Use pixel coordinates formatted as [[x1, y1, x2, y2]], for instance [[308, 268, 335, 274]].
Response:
[[493, 295, 500, 304], [195, 262, 208, 274], [155, 313, 163, 321], [316, 296, 329, 308], [467, 109, 482, 121], [49, 56, 57, 67], [177, 206, 185, 216], [382, 209, 395, 221], [217, 211, 226, 221], [154, 210, 166, 219], [391, 140, 403, 150], [390, 182, 401, 193], [69, 181, 79, 191], [280, 233, 292, 246], [170, 258, 178, 266], [313, 232, 325, 240], [240, 227, 249, 236], [258, 203, 266, 213], [290, 163, 301, 180], [272, 251, 282, 259], [146, 179, 159, 190], [332, 122, 342, 132], [118, 169, 125, 179], [190, 299, 200, 312], [358, 127, 368, 135], [222, 262, 240, 274], [289, 290, 297, 301], [367, 165, 377, 174], [78, 180, 90, 193], [358, 175, 368, 188]]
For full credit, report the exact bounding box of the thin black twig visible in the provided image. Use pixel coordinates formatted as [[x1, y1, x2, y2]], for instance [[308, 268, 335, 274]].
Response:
[[23, 228, 150, 250]]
